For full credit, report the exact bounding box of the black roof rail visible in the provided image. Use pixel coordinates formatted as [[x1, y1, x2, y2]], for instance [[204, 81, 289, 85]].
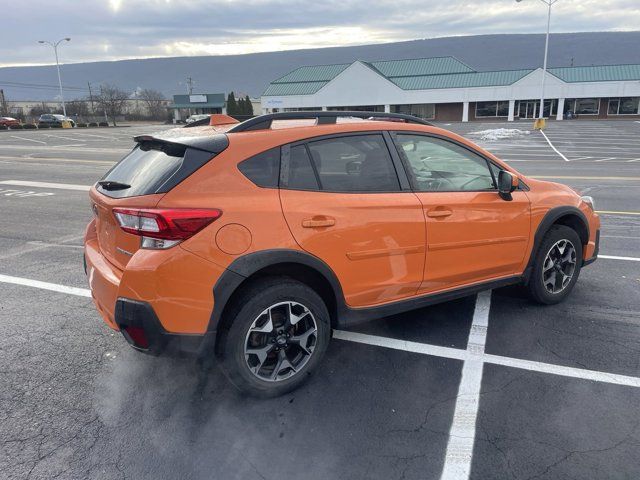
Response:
[[226, 111, 433, 133]]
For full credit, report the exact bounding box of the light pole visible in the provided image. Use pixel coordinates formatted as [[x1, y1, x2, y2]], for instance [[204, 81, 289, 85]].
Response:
[[38, 38, 71, 117], [516, 0, 557, 122]]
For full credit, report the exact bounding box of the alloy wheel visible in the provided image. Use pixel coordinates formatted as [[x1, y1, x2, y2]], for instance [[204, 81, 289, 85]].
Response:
[[244, 301, 318, 382], [542, 239, 577, 294]]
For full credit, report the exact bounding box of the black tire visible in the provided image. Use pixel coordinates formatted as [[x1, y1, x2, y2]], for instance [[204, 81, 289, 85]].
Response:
[[527, 225, 583, 305], [218, 277, 331, 397]]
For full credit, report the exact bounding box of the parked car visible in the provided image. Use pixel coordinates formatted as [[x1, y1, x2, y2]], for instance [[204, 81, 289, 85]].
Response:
[[84, 111, 600, 397], [0, 116, 20, 127], [185, 113, 211, 124], [38, 114, 76, 127]]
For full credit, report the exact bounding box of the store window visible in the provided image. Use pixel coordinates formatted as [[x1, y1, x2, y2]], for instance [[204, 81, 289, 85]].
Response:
[[475, 101, 510, 117], [391, 104, 435, 119], [608, 98, 640, 115], [564, 98, 600, 115]]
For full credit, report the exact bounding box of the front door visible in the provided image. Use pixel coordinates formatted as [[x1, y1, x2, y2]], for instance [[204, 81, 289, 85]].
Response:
[[279, 133, 426, 307], [391, 133, 531, 294]]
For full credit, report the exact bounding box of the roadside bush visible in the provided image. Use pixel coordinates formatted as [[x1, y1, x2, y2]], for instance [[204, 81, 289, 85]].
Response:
[[10, 124, 23, 130], [88, 122, 98, 127], [37, 123, 50, 129], [50, 124, 62, 128], [0, 125, 7, 130], [76, 123, 88, 128], [98, 122, 109, 127], [22, 124, 37, 129]]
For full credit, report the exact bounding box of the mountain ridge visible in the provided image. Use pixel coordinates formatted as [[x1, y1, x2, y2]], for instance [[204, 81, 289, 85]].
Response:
[[2, 31, 639, 101]]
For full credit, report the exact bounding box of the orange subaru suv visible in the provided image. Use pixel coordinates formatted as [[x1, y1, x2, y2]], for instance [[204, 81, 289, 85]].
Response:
[[84, 112, 600, 396]]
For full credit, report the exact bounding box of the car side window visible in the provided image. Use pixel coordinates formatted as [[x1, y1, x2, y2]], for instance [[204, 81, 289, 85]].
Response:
[[394, 134, 496, 192], [304, 135, 400, 192], [237, 147, 280, 188]]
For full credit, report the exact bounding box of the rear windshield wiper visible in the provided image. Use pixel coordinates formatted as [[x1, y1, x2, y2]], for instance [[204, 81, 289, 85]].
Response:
[[97, 180, 131, 191]]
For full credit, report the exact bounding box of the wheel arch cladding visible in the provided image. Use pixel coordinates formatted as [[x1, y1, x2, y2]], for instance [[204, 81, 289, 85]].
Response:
[[210, 250, 343, 346], [535, 206, 589, 255]]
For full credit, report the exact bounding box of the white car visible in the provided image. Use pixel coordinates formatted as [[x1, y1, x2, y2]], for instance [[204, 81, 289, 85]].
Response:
[[185, 114, 211, 124]]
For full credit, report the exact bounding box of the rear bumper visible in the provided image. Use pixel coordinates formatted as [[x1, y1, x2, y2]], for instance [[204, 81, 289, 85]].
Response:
[[114, 298, 215, 356], [84, 218, 227, 356]]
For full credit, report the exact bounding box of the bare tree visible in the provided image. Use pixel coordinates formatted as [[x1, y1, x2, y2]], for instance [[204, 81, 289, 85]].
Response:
[[97, 84, 129, 126], [138, 88, 167, 120], [65, 100, 90, 118]]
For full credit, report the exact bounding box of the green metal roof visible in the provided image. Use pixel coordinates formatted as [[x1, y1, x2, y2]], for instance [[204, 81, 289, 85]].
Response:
[[264, 63, 351, 96], [272, 63, 350, 83], [548, 64, 640, 82], [263, 81, 331, 96], [263, 56, 640, 97], [391, 69, 533, 90], [369, 57, 473, 77]]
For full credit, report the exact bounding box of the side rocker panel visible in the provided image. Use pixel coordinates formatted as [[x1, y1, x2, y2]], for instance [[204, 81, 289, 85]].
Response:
[[209, 249, 523, 333]]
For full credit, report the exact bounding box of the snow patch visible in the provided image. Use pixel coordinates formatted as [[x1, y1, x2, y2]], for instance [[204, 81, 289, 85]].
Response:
[[468, 128, 530, 141]]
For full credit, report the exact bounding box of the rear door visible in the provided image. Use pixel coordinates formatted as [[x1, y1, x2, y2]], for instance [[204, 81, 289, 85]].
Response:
[[91, 142, 214, 270], [391, 133, 531, 293], [279, 133, 426, 308]]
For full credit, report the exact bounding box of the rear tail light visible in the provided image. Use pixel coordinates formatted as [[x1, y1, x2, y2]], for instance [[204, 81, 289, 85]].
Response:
[[112, 208, 222, 249]]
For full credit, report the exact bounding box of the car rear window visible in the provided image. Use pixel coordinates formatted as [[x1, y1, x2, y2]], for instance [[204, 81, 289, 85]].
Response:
[[97, 144, 213, 198]]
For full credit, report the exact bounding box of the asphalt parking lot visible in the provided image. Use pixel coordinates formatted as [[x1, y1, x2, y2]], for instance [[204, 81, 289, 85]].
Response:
[[0, 120, 638, 480]]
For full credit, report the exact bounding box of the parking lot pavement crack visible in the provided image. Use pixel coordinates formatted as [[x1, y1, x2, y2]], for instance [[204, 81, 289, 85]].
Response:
[[478, 419, 640, 480], [521, 428, 638, 480], [476, 417, 517, 478], [387, 394, 458, 436], [534, 339, 590, 370], [245, 457, 270, 480], [531, 319, 640, 354]]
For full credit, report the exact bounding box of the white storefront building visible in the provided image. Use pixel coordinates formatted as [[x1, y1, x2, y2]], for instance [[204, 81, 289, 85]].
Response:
[[261, 57, 640, 122]]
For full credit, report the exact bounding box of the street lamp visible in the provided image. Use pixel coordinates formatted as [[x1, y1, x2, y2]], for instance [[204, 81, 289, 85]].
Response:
[[516, 0, 558, 123], [38, 38, 71, 117]]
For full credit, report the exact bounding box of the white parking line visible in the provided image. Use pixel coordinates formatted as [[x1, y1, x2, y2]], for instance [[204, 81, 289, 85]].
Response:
[[0, 274, 91, 298], [10, 135, 46, 144], [0, 180, 91, 191], [44, 134, 88, 142], [599, 254, 640, 262], [540, 130, 570, 162], [440, 290, 490, 480]]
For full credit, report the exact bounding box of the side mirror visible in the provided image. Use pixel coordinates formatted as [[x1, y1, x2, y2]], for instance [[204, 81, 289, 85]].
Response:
[[498, 170, 518, 200]]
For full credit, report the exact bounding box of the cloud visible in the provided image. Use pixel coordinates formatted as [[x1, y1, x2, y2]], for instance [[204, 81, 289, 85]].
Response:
[[2, 0, 639, 66]]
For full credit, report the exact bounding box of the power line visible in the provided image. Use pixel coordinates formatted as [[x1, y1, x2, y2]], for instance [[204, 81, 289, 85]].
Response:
[[0, 80, 89, 92]]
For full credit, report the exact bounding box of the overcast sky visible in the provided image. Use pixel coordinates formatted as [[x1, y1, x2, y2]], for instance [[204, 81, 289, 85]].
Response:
[[2, 0, 639, 67]]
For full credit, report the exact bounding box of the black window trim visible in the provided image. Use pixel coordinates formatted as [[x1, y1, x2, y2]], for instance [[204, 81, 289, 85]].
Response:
[[280, 131, 410, 194], [389, 130, 529, 193]]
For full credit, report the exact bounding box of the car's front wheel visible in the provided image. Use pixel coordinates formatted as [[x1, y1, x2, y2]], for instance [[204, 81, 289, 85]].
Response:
[[218, 277, 331, 397], [527, 225, 583, 304]]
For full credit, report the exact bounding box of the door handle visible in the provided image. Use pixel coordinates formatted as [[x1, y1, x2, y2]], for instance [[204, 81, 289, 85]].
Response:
[[427, 208, 453, 218], [302, 216, 335, 228]]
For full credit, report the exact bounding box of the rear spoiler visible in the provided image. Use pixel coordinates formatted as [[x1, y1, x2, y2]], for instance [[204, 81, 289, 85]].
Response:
[[133, 134, 229, 154]]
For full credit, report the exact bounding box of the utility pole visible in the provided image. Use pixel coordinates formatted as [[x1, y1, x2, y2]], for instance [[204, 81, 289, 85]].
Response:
[[87, 82, 95, 116], [100, 85, 108, 122], [38, 38, 71, 117], [186, 76, 194, 95], [0, 89, 7, 116]]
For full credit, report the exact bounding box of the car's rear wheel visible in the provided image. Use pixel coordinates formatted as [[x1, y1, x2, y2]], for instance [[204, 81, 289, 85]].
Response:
[[527, 225, 583, 304], [218, 277, 331, 397]]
